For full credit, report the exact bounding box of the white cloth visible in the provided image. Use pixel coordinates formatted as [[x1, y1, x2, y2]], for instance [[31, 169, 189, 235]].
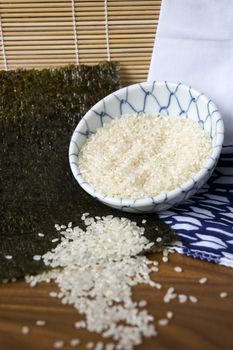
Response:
[[148, 0, 233, 152]]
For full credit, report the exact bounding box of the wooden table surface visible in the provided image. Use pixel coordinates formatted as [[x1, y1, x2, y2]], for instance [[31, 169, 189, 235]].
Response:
[[0, 252, 233, 350]]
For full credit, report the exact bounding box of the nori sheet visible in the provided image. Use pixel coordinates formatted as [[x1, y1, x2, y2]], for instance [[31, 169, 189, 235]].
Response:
[[0, 63, 178, 280]]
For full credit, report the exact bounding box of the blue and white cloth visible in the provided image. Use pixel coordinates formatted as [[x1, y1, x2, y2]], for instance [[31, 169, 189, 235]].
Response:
[[148, 0, 233, 267], [160, 154, 233, 267]]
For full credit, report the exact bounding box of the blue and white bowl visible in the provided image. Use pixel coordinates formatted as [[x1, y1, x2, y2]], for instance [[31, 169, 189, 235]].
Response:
[[69, 81, 224, 213]]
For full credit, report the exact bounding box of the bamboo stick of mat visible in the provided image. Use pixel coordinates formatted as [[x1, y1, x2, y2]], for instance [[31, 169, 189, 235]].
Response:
[[0, 0, 161, 85]]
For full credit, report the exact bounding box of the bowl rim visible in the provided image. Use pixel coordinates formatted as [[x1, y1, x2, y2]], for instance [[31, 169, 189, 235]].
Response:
[[69, 80, 224, 208]]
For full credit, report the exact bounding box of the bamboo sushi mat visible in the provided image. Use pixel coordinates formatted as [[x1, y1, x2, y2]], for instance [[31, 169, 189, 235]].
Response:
[[0, 0, 161, 85]]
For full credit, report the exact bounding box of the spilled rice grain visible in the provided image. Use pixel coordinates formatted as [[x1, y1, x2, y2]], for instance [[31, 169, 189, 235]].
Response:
[[189, 295, 198, 303], [199, 277, 207, 284], [158, 318, 169, 326], [166, 311, 173, 319], [70, 338, 80, 347], [174, 266, 182, 273], [21, 326, 30, 335], [178, 294, 187, 304], [219, 292, 228, 298], [53, 340, 65, 349], [26, 215, 158, 350], [35, 320, 46, 326]]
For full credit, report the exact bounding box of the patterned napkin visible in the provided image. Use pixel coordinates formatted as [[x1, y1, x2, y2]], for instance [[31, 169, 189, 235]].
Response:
[[148, 0, 233, 267], [161, 154, 233, 267]]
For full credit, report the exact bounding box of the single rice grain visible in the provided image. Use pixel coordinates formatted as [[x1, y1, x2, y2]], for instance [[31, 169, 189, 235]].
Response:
[[53, 340, 65, 349], [199, 277, 208, 284], [158, 319, 169, 326], [219, 292, 228, 298], [21, 326, 30, 335], [70, 338, 80, 347]]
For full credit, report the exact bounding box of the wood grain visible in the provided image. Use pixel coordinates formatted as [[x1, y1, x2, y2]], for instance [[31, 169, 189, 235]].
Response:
[[0, 252, 233, 350]]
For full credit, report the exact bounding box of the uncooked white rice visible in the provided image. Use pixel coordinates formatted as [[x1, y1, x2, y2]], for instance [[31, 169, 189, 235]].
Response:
[[174, 266, 182, 273], [178, 294, 187, 304], [166, 311, 173, 319], [105, 344, 115, 350], [21, 326, 30, 335], [189, 295, 198, 303], [70, 338, 80, 347], [199, 277, 208, 284], [53, 340, 65, 349], [163, 287, 177, 304], [5, 255, 13, 260], [40, 214, 154, 268], [74, 321, 86, 329], [94, 342, 104, 350], [35, 320, 46, 326], [33, 255, 41, 261], [219, 292, 228, 298], [158, 318, 169, 326], [78, 113, 212, 199], [151, 266, 159, 272], [138, 300, 147, 308], [26, 215, 159, 350], [154, 283, 162, 290]]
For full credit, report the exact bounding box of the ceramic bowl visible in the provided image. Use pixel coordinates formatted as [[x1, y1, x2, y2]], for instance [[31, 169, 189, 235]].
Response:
[[69, 81, 224, 213]]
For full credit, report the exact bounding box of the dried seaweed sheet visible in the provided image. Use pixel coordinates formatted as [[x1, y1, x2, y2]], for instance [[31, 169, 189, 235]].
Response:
[[0, 63, 178, 280]]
